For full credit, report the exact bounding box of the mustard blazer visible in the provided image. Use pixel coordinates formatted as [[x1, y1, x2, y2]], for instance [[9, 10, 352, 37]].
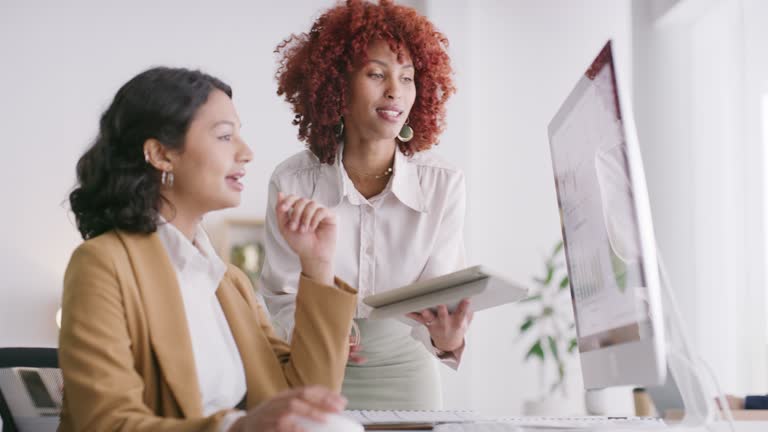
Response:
[[58, 230, 356, 432]]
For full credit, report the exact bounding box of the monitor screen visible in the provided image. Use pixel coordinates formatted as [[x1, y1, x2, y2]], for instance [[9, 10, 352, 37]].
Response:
[[548, 41, 665, 388]]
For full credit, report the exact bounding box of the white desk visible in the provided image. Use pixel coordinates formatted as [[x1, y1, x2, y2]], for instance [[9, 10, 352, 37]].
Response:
[[346, 409, 768, 431], [372, 421, 768, 431], [680, 423, 768, 432]]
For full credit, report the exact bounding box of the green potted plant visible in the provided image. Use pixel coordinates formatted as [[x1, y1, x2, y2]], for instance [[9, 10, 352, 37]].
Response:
[[518, 240, 578, 413]]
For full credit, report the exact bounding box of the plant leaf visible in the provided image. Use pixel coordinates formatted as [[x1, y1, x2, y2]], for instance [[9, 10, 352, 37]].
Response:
[[543, 265, 554, 284], [553, 240, 564, 256], [542, 306, 554, 317], [567, 338, 578, 353], [525, 340, 545, 362], [520, 316, 536, 333], [559, 275, 569, 290], [547, 335, 560, 361]]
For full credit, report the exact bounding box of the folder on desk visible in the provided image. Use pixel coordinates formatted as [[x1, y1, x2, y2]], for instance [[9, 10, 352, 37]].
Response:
[[363, 265, 529, 323]]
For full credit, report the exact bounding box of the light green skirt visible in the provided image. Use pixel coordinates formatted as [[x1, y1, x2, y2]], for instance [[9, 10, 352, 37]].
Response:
[[342, 318, 442, 410]]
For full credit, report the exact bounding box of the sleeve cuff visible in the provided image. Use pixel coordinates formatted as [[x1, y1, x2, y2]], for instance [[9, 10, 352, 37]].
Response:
[[299, 274, 358, 295], [218, 410, 246, 432], [432, 338, 465, 369], [410, 325, 464, 370]]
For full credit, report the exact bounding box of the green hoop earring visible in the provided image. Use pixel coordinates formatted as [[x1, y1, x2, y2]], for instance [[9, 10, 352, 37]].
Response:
[[398, 121, 414, 143]]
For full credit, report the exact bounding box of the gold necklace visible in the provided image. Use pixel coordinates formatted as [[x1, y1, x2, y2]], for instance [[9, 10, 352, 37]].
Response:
[[344, 163, 393, 180]]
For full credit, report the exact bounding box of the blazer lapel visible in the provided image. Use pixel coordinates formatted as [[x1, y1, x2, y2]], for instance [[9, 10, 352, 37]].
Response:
[[217, 276, 287, 406], [117, 231, 204, 418]]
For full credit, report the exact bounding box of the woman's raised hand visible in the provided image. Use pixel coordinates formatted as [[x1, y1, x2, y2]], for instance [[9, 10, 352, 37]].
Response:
[[275, 192, 337, 285]]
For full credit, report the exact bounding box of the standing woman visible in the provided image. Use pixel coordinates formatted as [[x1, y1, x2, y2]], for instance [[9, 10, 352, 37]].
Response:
[[261, 0, 472, 410], [61, 67, 357, 431]]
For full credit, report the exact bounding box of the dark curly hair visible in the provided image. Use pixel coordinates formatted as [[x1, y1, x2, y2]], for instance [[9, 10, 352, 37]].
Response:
[[69, 67, 232, 240], [275, 0, 455, 164]]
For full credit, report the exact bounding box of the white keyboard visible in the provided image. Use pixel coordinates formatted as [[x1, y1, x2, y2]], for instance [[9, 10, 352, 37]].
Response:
[[436, 416, 667, 431]]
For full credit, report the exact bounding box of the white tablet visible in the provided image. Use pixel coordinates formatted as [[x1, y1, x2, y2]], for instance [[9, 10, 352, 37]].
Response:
[[363, 265, 529, 321]]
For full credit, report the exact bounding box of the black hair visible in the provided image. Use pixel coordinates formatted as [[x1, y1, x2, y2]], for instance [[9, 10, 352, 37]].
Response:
[[69, 67, 232, 240]]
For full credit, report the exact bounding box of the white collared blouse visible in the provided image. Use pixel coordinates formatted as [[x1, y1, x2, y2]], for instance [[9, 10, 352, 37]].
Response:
[[155, 221, 246, 431], [259, 147, 466, 366]]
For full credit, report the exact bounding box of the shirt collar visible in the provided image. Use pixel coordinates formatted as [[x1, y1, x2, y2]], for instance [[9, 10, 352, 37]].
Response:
[[156, 217, 227, 282], [390, 147, 428, 213], [312, 145, 427, 213], [339, 156, 366, 206]]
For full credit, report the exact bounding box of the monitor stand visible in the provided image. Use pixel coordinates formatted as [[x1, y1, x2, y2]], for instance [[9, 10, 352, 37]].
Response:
[[656, 250, 736, 431]]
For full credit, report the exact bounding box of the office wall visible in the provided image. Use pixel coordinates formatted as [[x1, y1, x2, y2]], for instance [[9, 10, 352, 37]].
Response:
[[632, 0, 768, 396], [424, 0, 634, 415], [2, 0, 640, 415]]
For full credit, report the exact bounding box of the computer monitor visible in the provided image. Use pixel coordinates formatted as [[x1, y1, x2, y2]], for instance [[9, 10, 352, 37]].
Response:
[[547, 41, 667, 389]]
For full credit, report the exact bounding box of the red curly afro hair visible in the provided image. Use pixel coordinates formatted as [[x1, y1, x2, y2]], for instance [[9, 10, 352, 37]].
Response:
[[275, 0, 455, 164]]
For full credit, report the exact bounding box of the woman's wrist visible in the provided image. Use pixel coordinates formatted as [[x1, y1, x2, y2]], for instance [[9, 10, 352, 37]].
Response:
[[431, 337, 463, 353], [300, 258, 334, 286]]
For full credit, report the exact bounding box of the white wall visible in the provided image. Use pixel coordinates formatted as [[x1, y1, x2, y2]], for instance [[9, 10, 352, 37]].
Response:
[[632, 0, 768, 396], [425, 0, 635, 415]]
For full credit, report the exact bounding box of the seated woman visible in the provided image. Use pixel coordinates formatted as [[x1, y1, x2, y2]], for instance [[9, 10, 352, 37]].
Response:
[[59, 67, 356, 432]]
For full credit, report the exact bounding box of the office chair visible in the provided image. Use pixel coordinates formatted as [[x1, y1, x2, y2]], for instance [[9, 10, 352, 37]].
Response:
[[0, 348, 60, 432]]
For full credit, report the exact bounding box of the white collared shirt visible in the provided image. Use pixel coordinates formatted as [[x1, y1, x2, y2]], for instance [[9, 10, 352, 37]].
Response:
[[260, 147, 466, 367], [156, 221, 246, 430]]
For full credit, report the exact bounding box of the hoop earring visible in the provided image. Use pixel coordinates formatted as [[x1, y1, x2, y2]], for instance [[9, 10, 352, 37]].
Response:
[[398, 119, 414, 143], [161, 171, 174, 187], [334, 116, 344, 137]]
